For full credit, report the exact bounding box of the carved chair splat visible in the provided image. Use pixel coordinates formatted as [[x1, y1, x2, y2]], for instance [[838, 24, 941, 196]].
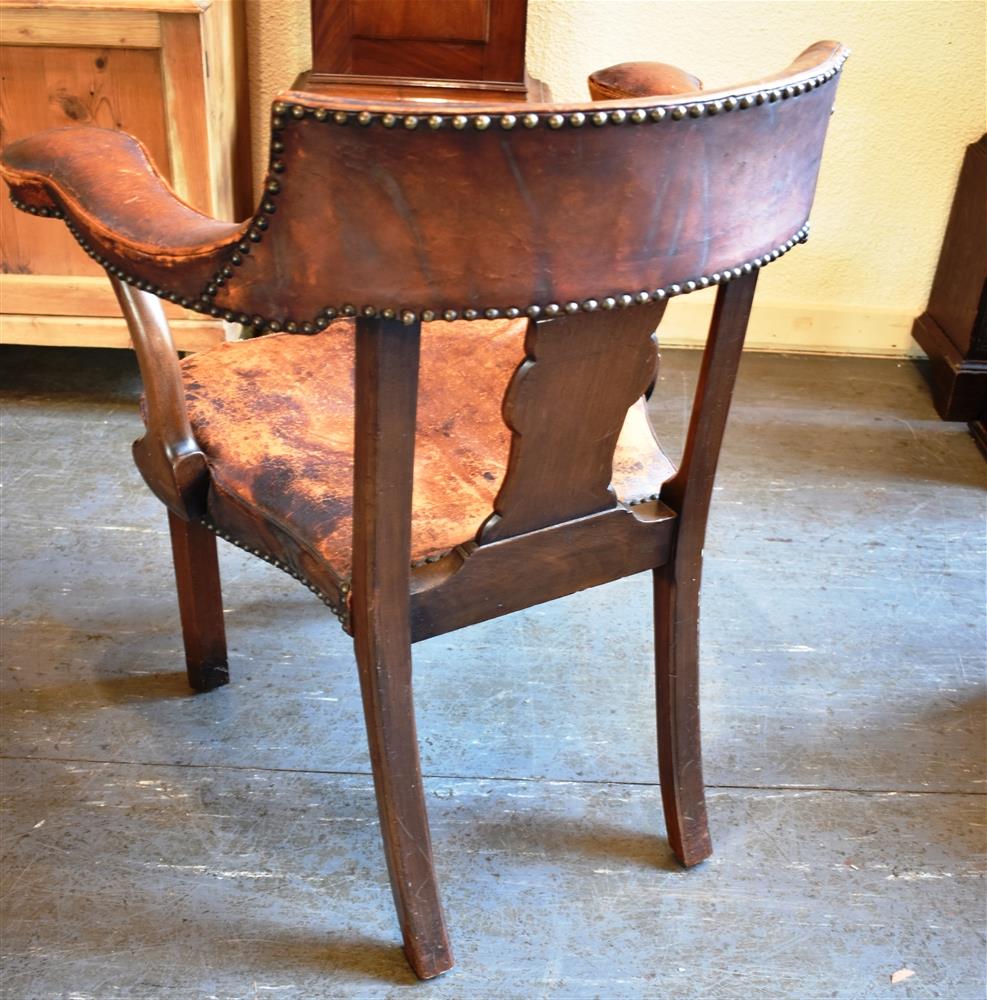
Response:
[[1, 39, 848, 979]]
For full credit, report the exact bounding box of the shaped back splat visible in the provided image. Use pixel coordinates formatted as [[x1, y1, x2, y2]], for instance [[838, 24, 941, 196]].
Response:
[[479, 302, 665, 544]]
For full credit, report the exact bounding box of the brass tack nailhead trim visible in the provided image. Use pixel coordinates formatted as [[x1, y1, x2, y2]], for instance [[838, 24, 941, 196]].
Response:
[[12, 51, 843, 335], [278, 54, 845, 133], [200, 518, 350, 626]]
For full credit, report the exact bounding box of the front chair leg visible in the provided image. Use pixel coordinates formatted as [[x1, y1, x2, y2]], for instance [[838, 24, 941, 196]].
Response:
[[653, 564, 712, 867], [167, 510, 228, 691]]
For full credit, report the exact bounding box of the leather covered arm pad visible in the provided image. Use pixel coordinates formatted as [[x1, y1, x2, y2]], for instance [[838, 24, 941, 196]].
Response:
[[1, 127, 245, 305]]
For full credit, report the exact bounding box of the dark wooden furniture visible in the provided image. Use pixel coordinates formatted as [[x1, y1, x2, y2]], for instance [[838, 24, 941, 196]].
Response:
[[305, 0, 534, 99], [911, 135, 987, 453], [0, 40, 848, 980]]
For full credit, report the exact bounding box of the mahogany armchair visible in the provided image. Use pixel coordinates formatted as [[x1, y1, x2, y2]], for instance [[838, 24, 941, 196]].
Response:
[[1, 41, 847, 979]]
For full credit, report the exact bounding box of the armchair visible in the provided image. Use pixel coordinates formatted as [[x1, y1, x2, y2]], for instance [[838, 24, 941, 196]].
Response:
[[1, 40, 847, 979]]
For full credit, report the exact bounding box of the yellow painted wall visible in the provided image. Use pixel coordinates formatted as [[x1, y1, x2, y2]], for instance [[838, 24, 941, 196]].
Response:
[[244, 0, 986, 356]]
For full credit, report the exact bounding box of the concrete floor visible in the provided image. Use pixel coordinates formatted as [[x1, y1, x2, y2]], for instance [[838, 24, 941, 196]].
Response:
[[1, 342, 984, 999]]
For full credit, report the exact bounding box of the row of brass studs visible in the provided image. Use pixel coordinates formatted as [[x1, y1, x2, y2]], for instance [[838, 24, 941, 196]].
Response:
[[199, 517, 351, 628], [9, 197, 64, 218], [625, 493, 662, 507], [269, 59, 844, 133], [9, 188, 809, 336]]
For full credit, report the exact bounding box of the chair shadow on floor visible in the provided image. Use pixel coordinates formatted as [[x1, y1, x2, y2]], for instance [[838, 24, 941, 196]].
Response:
[[448, 807, 684, 873]]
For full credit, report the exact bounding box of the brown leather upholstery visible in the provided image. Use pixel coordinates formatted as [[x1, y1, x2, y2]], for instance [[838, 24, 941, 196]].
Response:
[[2, 127, 244, 295], [1, 42, 848, 329], [182, 318, 674, 578], [588, 62, 703, 101]]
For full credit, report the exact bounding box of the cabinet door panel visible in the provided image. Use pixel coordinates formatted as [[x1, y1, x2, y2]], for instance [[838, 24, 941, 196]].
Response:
[[351, 0, 489, 42]]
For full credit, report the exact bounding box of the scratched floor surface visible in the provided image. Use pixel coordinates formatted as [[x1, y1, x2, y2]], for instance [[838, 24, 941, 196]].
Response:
[[1, 343, 984, 999]]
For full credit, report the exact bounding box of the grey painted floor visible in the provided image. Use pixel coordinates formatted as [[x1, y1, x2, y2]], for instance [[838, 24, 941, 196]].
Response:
[[1, 344, 984, 1000]]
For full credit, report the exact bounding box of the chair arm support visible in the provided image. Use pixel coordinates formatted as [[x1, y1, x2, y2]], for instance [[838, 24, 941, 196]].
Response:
[[2, 127, 244, 304], [110, 278, 209, 520]]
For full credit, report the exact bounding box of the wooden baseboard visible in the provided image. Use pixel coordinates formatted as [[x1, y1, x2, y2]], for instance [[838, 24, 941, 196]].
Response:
[[0, 314, 226, 353], [659, 295, 921, 357]]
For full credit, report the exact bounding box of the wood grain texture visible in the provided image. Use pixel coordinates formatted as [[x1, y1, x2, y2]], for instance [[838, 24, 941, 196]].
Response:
[[0, 313, 224, 351], [0, 43, 170, 276], [351, 0, 489, 42], [0, 0, 207, 11], [202, 0, 253, 220], [0, 8, 161, 47], [159, 12, 211, 213], [0, 1, 248, 349], [311, 0, 525, 84], [2, 274, 204, 319]]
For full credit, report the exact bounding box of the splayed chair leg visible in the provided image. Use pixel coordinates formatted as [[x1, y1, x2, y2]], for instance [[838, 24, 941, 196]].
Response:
[[654, 272, 759, 867]]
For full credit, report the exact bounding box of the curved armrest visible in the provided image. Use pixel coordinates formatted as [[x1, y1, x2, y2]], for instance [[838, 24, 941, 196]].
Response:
[[2, 127, 244, 302], [111, 278, 209, 519]]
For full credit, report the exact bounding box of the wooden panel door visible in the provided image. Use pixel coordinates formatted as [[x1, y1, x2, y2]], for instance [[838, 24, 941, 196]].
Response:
[[310, 0, 527, 90], [0, 0, 250, 352]]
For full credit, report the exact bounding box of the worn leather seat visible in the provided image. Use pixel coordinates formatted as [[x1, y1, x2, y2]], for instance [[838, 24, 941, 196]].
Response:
[[180, 317, 674, 578]]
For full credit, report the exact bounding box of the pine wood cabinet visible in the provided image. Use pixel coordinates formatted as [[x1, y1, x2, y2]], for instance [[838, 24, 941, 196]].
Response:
[[0, 0, 251, 351]]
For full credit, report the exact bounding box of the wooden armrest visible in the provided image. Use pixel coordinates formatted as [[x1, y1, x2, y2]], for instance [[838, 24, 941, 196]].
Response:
[[111, 278, 209, 519], [1, 127, 244, 300], [589, 62, 703, 101]]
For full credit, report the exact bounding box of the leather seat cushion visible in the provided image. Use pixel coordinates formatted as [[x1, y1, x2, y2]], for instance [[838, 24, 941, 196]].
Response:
[[180, 318, 673, 577]]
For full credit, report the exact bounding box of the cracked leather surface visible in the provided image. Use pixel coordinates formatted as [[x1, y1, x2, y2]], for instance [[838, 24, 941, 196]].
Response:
[[180, 318, 674, 576]]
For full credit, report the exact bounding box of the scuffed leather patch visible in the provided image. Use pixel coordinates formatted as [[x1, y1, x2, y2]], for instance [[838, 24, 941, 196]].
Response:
[[179, 318, 674, 578]]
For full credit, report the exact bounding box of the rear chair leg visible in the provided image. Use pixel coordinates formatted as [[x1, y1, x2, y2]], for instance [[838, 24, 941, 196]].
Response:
[[651, 273, 760, 867], [167, 510, 228, 691], [653, 564, 712, 867]]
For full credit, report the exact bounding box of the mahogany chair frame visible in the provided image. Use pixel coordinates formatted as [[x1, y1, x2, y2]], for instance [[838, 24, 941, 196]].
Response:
[[1, 41, 847, 979]]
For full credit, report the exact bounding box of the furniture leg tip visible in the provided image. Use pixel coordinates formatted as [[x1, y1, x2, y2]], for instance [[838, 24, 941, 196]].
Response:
[[671, 834, 713, 869], [187, 660, 230, 692], [405, 945, 455, 980]]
